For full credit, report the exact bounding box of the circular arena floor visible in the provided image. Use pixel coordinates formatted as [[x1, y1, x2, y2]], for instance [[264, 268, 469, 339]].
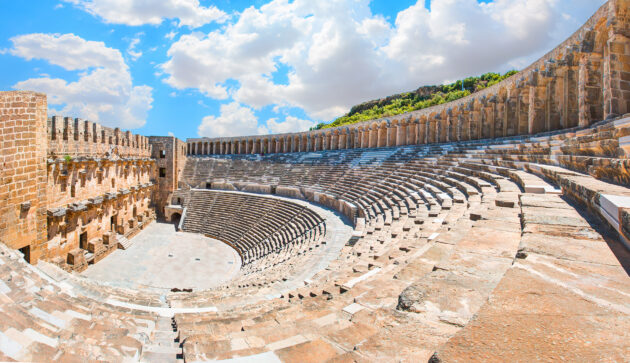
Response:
[[81, 222, 241, 292]]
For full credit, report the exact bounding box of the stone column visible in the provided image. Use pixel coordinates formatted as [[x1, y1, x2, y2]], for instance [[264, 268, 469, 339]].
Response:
[[387, 125, 396, 147], [603, 2, 630, 119], [396, 122, 406, 146], [517, 83, 530, 135], [361, 127, 369, 148], [495, 96, 506, 138], [579, 53, 604, 126], [338, 130, 346, 150], [528, 71, 548, 135], [377, 124, 387, 148], [558, 57, 580, 129], [417, 117, 427, 144], [505, 87, 519, 136], [407, 119, 417, 145]]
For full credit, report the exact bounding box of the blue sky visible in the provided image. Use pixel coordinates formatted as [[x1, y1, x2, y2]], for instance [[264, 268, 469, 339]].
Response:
[[0, 0, 605, 140]]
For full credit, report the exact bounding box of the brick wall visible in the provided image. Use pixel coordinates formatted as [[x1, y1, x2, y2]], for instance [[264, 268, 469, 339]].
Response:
[[0, 91, 48, 264]]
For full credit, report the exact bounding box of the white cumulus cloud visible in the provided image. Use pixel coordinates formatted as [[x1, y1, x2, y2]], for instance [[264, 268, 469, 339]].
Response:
[[62, 0, 227, 28], [198, 102, 268, 138], [10, 33, 153, 129], [163, 0, 605, 128], [265, 116, 316, 134]]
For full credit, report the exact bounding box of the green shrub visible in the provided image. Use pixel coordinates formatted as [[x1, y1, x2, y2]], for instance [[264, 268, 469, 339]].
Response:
[[320, 70, 517, 129]]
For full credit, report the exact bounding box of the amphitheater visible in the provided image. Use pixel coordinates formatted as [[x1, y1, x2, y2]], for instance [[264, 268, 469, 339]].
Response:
[[1, 1, 630, 362]]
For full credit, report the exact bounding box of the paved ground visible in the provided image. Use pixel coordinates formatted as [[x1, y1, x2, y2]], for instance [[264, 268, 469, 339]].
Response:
[[82, 222, 241, 292]]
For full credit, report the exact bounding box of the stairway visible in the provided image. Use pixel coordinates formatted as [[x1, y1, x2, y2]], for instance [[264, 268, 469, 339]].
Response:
[[117, 234, 133, 250], [140, 317, 183, 362]]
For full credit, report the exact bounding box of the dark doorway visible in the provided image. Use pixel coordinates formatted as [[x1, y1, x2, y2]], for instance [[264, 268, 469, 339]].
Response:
[[111, 216, 116, 232], [80, 232, 88, 250], [172, 213, 182, 230], [19, 245, 30, 263], [133, 206, 137, 218]]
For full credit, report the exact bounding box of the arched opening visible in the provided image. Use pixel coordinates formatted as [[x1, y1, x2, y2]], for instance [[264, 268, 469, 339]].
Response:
[[171, 213, 182, 229]]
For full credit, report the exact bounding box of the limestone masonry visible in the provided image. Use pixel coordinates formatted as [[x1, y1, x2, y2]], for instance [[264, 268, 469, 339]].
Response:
[[1, 1, 630, 361]]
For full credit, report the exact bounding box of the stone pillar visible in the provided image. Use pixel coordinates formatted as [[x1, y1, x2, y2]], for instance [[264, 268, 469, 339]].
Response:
[[396, 122, 406, 146], [359, 127, 367, 148], [387, 125, 396, 146], [495, 96, 506, 138], [338, 131, 346, 150], [528, 72, 547, 135], [483, 98, 496, 139], [603, 2, 630, 119], [579, 53, 604, 126], [418, 117, 427, 144], [457, 109, 469, 141], [505, 87, 519, 136], [559, 58, 580, 128], [517, 84, 530, 135], [365, 126, 374, 148], [434, 114, 444, 143], [407, 119, 417, 145], [377, 124, 387, 148]]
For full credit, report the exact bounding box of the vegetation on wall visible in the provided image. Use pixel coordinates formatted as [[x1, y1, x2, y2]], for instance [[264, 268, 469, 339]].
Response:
[[312, 70, 518, 130]]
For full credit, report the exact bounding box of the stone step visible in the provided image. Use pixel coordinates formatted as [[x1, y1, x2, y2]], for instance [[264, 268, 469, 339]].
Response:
[[117, 235, 133, 250]]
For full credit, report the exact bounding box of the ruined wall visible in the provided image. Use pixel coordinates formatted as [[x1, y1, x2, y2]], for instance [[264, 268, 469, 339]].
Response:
[[45, 158, 154, 271], [149, 136, 187, 218], [187, 0, 630, 156], [43, 115, 156, 271], [48, 115, 151, 158], [0, 91, 48, 264]]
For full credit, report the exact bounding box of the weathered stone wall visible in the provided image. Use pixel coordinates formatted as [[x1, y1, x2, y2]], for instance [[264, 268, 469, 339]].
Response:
[[48, 115, 151, 158], [0, 91, 48, 264], [187, 0, 630, 156], [149, 136, 187, 218], [0, 92, 158, 271], [45, 158, 155, 271]]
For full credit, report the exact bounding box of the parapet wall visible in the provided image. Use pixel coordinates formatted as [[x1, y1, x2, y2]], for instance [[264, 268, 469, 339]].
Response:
[[187, 0, 630, 156], [48, 116, 151, 158]]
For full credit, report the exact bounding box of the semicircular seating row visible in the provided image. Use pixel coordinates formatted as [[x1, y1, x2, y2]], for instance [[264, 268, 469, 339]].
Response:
[[173, 117, 630, 361], [180, 190, 326, 270], [0, 117, 629, 361]]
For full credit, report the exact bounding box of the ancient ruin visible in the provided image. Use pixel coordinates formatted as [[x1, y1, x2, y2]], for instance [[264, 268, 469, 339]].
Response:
[[1, 0, 630, 361]]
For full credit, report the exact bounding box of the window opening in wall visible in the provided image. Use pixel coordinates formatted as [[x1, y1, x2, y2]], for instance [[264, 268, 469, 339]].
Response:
[[19, 245, 30, 263], [160, 150, 166, 158], [71, 184, 76, 198], [111, 178, 115, 188], [111, 216, 116, 232], [159, 168, 166, 178]]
